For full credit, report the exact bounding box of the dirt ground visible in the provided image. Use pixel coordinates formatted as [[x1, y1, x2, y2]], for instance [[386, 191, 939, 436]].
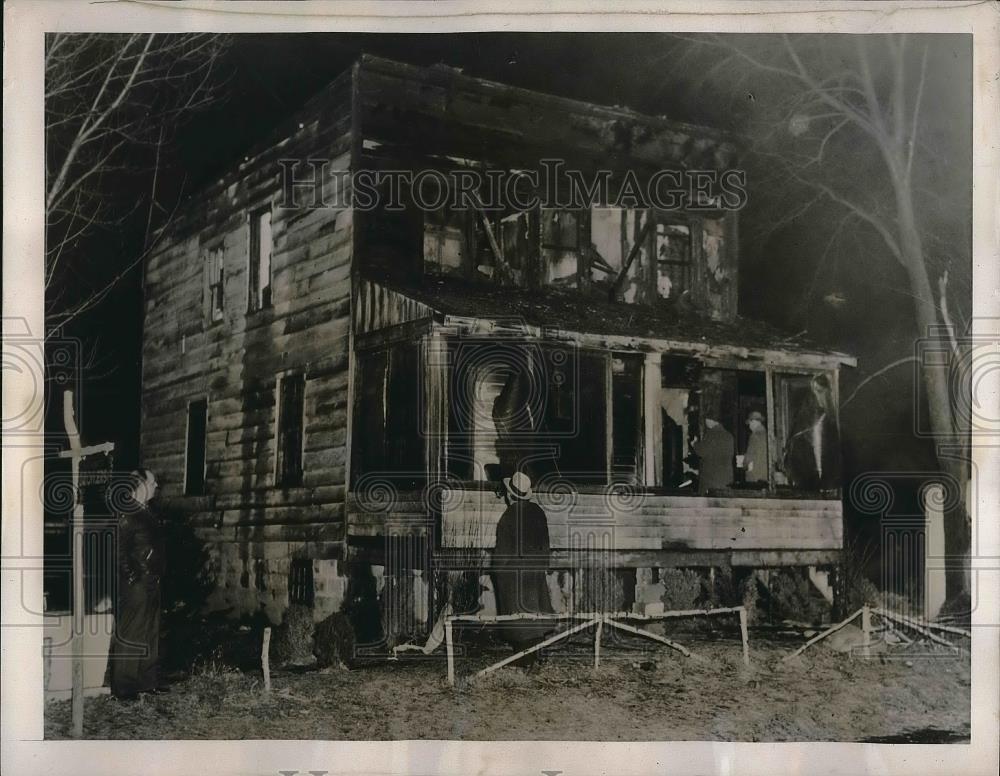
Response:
[[46, 632, 970, 741]]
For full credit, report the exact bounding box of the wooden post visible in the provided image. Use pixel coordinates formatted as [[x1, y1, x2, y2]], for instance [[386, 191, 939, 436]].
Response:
[[64, 391, 85, 738], [783, 608, 865, 661], [59, 390, 115, 738], [738, 606, 750, 667], [861, 604, 871, 659], [262, 627, 272, 694], [445, 618, 455, 686], [642, 352, 663, 488], [594, 617, 604, 669]]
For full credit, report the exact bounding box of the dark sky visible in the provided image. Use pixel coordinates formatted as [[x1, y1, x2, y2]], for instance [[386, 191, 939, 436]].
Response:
[[60, 33, 972, 533]]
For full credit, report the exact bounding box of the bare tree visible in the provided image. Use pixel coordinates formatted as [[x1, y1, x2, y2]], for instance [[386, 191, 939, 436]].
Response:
[[45, 33, 229, 331], [663, 34, 972, 602]]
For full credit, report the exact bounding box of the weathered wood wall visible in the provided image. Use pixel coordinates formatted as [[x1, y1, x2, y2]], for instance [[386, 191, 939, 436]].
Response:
[[437, 489, 843, 563], [141, 71, 355, 620]]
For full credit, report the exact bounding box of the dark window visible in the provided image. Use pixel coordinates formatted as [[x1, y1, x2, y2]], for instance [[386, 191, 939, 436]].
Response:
[[207, 248, 224, 322], [276, 375, 304, 487], [185, 399, 208, 495], [350, 344, 424, 488], [288, 558, 315, 606], [540, 348, 607, 484], [248, 208, 272, 311]]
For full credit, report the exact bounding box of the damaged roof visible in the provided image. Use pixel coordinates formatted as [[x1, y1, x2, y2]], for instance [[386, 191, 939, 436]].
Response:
[[367, 271, 856, 368]]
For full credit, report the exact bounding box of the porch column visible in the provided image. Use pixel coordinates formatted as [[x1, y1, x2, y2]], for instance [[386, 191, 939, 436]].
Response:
[[642, 352, 662, 487], [423, 329, 448, 483]]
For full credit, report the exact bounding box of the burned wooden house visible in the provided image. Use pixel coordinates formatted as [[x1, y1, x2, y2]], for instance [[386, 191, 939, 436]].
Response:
[[142, 56, 855, 636]]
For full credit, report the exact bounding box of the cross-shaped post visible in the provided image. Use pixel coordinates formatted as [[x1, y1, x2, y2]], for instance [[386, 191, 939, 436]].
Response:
[[57, 389, 114, 738]]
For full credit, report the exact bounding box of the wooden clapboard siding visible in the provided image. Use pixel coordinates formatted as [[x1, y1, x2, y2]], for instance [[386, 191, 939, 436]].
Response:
[[140, 72, 356, 556], [436, 489, 842, 555], [353, 277, 435, 336], [344, 487, 843, 562]]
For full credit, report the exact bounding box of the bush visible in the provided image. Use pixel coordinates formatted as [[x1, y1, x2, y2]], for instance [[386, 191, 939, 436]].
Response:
[[269, 604, 315, 667]]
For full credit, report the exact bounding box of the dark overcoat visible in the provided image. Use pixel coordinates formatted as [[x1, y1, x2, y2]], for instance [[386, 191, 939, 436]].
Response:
[[107, 502, 163, 697], [492, 499, 554, 646]]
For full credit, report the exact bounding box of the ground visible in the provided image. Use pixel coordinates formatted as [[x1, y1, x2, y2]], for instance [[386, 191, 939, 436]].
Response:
[[46, 630, 970, 741]]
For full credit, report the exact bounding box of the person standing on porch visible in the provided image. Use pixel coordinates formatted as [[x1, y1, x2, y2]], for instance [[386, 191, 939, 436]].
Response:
[[492, 472, 554, 665], [107, 468, 165, 699], [692, 417, 735, 492], [743, 410, 769, 484]]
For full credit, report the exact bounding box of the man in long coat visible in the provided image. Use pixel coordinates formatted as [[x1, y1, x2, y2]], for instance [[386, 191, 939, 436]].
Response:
[[107, 468, 164, 699], [492, 472, 553, 662]]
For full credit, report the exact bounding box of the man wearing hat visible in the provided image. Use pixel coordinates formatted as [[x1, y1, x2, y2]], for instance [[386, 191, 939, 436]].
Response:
[[744, 410, 769, 484], [492, 471, 554, 663]]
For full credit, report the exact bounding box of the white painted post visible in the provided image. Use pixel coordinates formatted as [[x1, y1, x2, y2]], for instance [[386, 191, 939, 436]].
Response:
[[64, 391, 84, 738], [594, 618, 604, 669], [445, 618, 455, 686], [861, 605, 871, 659], [262, 627, 272, 694], [738, 606, 750, 667]]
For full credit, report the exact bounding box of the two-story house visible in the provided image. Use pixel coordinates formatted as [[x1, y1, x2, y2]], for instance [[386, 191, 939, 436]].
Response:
[[141, 55, 855, 641]]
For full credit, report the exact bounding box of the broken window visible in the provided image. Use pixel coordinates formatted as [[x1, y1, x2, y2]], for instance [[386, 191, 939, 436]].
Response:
[[540, 209, 583, 288], [276, 374, 305, 487], [660, 356, 700, 490], [611, 354, 643, 483], [424, 203, 467, 277], [447, 342, 541, 483], [185, 398, 207, 496], [351, 344, 424, 488], [654, 221, 692, 301], [541, 347, 607, 484], [207, 247, 224, 322], [694, 368, 767, 492], [702, 217, 730, 319], [445, 341, 606, 485], [248, 207, 272, 311], [774, 372, 840, 491]]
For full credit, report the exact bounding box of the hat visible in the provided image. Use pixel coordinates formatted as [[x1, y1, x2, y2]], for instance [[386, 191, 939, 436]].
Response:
[[502, 471, 533, 501], [747, 410, 765, 424]]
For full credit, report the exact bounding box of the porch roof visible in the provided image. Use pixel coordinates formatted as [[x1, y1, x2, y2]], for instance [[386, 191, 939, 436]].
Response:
[[369, 272, 857, 368]]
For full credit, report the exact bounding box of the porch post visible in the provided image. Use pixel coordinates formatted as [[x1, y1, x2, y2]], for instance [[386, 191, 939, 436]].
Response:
[[642, 352, 662, 488], [423, 329, 448, 483]]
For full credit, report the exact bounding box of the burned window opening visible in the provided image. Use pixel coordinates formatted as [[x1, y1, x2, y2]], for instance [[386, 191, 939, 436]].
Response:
[[247, 207, 272, 312], [276, 374, 305, 488], [185, 398, 208, 496], [775, 372, 841, 492], [351, 344, 425, 489]]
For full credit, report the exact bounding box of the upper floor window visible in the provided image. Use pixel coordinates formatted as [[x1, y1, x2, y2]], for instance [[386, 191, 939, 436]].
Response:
[[654, 221, 692, 300], [248, 207, 272, 312], [207, 247, 224, 322]]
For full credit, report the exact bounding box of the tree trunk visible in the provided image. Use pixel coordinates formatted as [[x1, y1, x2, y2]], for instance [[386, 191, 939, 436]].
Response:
[[893, 170, 971, 603]]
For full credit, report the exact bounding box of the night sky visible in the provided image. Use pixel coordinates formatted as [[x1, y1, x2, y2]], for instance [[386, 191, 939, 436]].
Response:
[[56, 33, 972, 541]]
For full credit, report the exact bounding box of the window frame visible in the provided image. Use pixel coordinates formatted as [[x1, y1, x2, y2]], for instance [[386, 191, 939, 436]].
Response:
[[183, 397, 209, 496], [274, 372, 306, 488], [207, 245, 225, 323], [247, 205, 273, 313]]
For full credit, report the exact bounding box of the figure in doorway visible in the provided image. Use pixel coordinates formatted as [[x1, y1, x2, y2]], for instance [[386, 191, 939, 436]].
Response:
[[492, 472, 554, 666], [743, 410, 769, 485]]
